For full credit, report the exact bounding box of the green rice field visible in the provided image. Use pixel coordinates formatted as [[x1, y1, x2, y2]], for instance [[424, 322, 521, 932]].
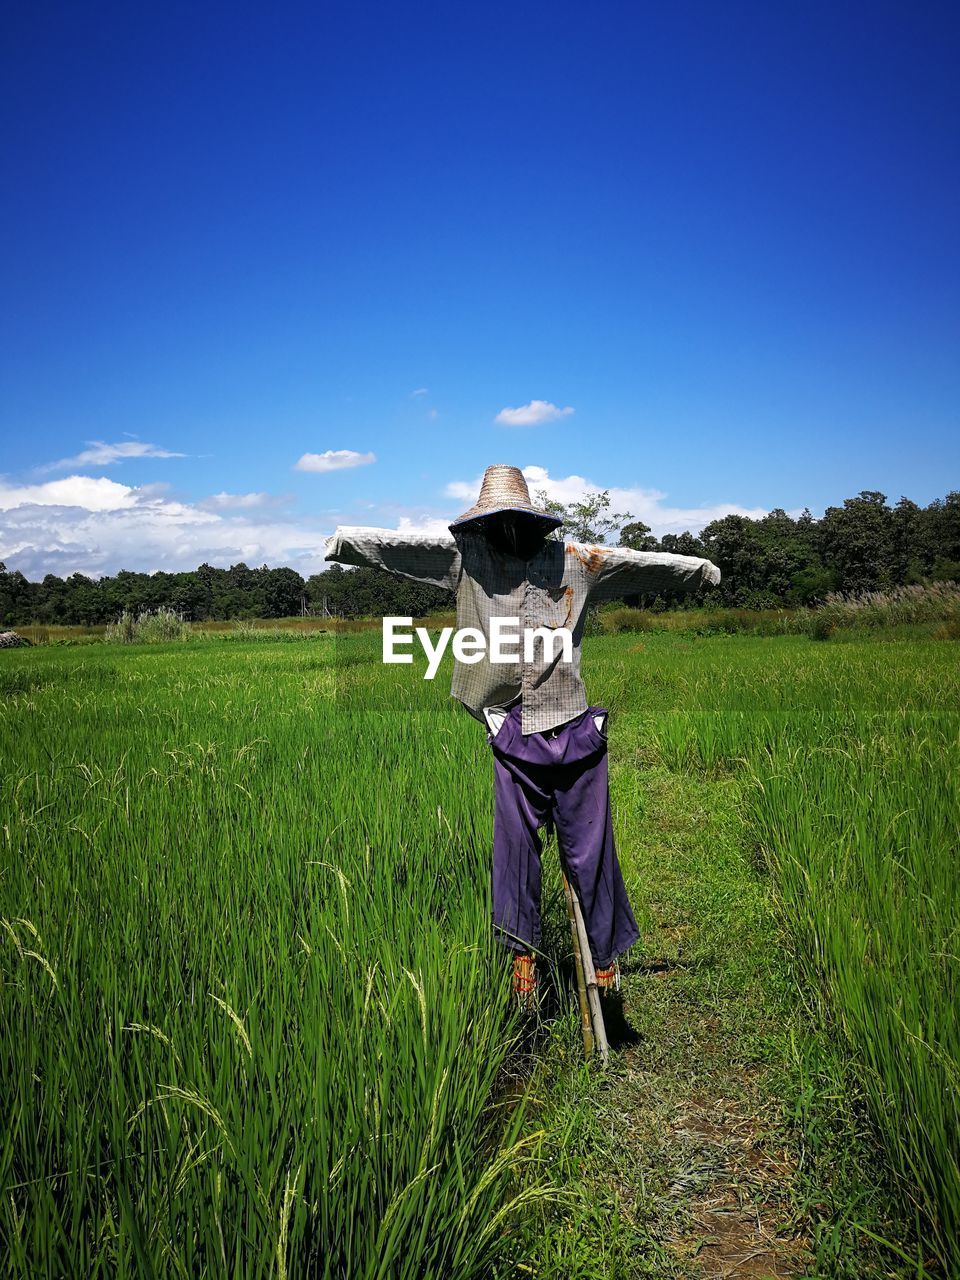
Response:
[[1, 630, 958, 1276]]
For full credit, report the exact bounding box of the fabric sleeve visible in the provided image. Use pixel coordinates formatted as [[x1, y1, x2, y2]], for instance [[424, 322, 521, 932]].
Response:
[[577, 543, 721, 600], [324, 526, 462, 591]]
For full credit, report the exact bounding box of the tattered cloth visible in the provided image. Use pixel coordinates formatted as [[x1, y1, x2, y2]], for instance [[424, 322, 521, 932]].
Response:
[[324, 525, 720, 735]]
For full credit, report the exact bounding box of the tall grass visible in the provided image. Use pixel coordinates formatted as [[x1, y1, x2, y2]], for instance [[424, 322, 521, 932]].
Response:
[[3, 627, 957, 1273], [14, 623, 107, 646], [0, 639, 545, 1276], [599, 581, 960, 639], [599, 604, 793, 636], [631, 635, 960, 1270], [218, 619, 330, 642], [105, 606, 193, 643], [801, 580, 960, 630]]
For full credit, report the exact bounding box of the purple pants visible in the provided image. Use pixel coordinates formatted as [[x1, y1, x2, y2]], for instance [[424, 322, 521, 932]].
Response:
[[488, 704, 640, 970]]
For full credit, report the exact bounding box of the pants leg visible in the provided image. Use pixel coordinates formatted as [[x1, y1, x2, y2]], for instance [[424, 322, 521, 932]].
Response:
[[551, 715, 640, 970], [490, 745, 551, 954]]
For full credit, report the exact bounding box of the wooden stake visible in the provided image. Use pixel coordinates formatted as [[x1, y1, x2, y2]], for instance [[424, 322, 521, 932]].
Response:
[[570, 883, 609, 1066], [562, 870, 594, 1059]]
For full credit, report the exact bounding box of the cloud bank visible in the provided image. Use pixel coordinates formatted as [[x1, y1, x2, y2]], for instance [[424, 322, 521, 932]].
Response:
[[0, 475, 335, 580], [1, 450, 779, 582]]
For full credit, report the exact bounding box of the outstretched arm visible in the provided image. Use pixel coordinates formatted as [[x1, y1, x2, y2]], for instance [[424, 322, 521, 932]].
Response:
[[324, 526, 462, 591], [573, 542, 721, 601]]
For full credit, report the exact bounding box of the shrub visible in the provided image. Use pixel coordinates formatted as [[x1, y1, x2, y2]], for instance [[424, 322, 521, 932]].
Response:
[[105, 607, 192, 644], [581, 605, 605, 637], [602, 608, 652, 634], [808, 614, 835, 641]]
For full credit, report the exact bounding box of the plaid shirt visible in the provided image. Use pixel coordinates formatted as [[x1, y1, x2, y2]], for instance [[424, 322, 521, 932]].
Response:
[[324, 526, 721, 734]]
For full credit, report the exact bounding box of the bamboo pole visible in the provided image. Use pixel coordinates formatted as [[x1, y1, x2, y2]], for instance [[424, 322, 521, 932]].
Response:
[[561, 870, 594, 1059], [568, 877, 610, 1066]]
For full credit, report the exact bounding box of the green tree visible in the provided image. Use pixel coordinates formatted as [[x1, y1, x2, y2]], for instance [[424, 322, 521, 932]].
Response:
[[64, 573, 102, 625], [0, 563, 33, 626], [533, 488, 633, 543], [618, 521, 658, 551], [925, 491, 960, 573], [699, 515, 770, 605], [816, 491, 896, 594], [659, 531, 706, 557], [263, 567, 306, 618], [305, 565, 452, 618]]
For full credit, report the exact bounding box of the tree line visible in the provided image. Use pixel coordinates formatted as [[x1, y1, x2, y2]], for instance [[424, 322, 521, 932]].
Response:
[[541, 486, 960, 608], [1, 487, 958, 626]]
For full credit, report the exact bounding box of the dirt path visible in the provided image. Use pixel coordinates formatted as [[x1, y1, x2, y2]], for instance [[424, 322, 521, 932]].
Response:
[[517, 742, 818, 1278], [612, 936, 812, 1278], [514, 714, 912, 1279], [598, 739, 813, 1275]]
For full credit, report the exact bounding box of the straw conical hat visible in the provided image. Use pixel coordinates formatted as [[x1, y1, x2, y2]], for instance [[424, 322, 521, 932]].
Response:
[[449, 464, 562, 532]]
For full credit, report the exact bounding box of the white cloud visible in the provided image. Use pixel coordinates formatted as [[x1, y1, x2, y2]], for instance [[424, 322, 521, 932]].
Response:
[[411, 387, 429, 397], [495, 400, 575, 427], [444, 479, 477, 502], [395, 515, 456, 536], [38, 439, 186, 472], [294, 450, 376, 473], [446, 465, 771, 538], [0, 475, 141, 512], [198, 492, 292, 510]]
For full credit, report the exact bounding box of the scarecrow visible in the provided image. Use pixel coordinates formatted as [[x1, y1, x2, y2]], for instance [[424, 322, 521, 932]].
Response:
[[325, 465, 721, 1030]]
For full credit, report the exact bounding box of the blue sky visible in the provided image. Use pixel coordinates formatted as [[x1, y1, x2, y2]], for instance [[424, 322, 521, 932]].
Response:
[[1, 1, 957, 578]]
